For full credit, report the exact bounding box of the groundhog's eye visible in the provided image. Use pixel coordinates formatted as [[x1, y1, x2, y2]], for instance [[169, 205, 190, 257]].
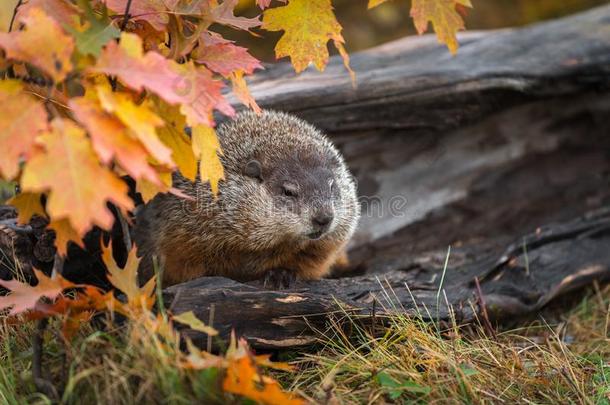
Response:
[[282, 184, 299, 198]]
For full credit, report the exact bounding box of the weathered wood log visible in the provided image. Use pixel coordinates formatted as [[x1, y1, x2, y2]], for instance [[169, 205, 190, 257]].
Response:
[[2, 7, 610, 350]]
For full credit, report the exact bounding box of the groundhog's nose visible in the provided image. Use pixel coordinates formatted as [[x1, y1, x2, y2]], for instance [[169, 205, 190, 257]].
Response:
[[312, 210, 334, 231]]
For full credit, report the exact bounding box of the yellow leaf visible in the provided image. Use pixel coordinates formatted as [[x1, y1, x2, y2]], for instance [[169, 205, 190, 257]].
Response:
[[0, 0, 20, 32], [411, 0, 472, 54], [0, 7, 74, 82], [48, 218, 84, 256], [155, 102, 198, 181], [368, 0, 390, 8], [191, 125, 224, 196], [96, 85, 174, 167], [230, 71, 262, 114], [21, 118, 133, 235], [262, 0, 350, 74], [103, 243, 155, 310], [136, 168, 172, 203], [8, 192, 45, 224], [172, 311, 218, 336]]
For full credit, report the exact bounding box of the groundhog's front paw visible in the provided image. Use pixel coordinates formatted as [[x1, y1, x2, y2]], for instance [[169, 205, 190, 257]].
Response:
[[263, 268, 296, 290]]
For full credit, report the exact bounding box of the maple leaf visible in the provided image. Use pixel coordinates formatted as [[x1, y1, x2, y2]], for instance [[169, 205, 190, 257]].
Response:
[[411, 0, 472, 54], [103, 0, 169, 31], [8, 192, 45, 224], [210, 0, 261, 30], [194, 32, 263, 77], [21, 118, 133, 235], [155, 101, 198, 181], [0, 7, 75, 82], [0, 269, 74, 316], [191, 125, 224, 196], [172, 311, 218, 336], [16, 0, 81, 29], [0, 0, 20, 32], [95, 85, 174, 167], [103, 243, 155, 310], [92, 33, 234, 126], [256, 0, 274, 10], [0, 80, 48, 180], [136, 169, 172, 203], [262, 0, 351, 74], [69, 96, 161, 184], [48, 218, 84, 256], [65, 1, 120, 57], [230, 71, 262, 113]]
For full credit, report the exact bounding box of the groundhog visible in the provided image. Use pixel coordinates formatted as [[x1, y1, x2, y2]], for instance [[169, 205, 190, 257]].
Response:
[[134, 110, 360, 288]]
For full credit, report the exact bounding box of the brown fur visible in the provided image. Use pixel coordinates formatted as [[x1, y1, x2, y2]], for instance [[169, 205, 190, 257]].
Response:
[[134, 111, 360, 286]]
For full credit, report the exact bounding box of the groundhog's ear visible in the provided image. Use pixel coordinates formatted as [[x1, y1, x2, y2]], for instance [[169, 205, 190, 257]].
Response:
[[244, 159, 263, 181]]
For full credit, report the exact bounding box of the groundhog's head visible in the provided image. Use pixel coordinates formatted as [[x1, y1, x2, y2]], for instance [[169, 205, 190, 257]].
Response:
[[216, 111, 359, 250]]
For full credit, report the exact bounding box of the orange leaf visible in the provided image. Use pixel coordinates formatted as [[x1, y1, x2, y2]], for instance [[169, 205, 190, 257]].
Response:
[[0, 7, 74, 82], [104, 0, 169, 31], [410, 0, 472, 54], [223, 357, 302, 405], [92, 33, 234, 126], [262, 0, 350, 74], [69, 96, 161, 184], [0, 269, 74, 316], [16, 0, 80, 29], [0, 80, 48, 180], [21, 119, 133, 235], [48, 218, 84, 256], [230, 71, 261, 114], [8, 192, 45, 224]]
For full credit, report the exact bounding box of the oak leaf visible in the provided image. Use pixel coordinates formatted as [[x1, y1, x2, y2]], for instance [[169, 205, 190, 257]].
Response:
[[0, 80, 48, 180], [172, 311, 218, 336], [0, 269, 75, 316], [262, 0, 350, 74], [21, 118, 133, 235], [191, 125, 224, 196], [0, 7, 75, 82], [411, 0, 472, 54], [69, 96, 161, 183]]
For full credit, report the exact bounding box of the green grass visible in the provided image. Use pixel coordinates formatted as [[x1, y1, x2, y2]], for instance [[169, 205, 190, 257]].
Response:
[[0, 285, 608, 404]]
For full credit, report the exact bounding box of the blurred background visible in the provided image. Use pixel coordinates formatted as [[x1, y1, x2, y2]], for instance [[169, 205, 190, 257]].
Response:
[[228, 0, 609, 62]]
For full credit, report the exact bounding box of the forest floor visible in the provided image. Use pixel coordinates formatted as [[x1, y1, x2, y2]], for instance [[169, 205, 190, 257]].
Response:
[[0, 283, 608, 404]]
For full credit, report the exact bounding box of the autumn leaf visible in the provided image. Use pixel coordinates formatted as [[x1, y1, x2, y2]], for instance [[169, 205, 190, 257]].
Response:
[[210, 0, 261, 30], [0, 80, 48, 180], [191, 125, 224, 196], [16, 0, 80, 30], [262, 0, 351, 74], [230, 71, 262, 113], [136, 169, 172, 203], [368, 0, 390, 8], [103, 0, 169, 31], [69, 96, 161, 184], [0, 0, 20, 32], [95, 85, 174, 167], [66, 1, 120, 57], [193, 32, 263, 77], [256, 0, 275, 10], [0, 269, 75, 316], [0, 7, 75, 82], [21, 118, 133, 235], [155, 102, 198, 181], [92, 33, 234, 126], [48, 218, 84, 256], [8, 192, 45, 224], [411, 0, 472, 54], [172, 311, 218, 336], [103, 243, 155, 310]]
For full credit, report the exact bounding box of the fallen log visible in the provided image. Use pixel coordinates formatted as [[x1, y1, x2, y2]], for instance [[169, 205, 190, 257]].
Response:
[[2, 6, 610, 350]]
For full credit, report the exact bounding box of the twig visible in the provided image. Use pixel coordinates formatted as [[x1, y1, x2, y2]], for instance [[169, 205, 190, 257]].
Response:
[[116, 209, 132, 253], [8, 0, 23, 33], [120, 0, 134, 30], [473, 276, 496, 339], [32, 318, 60, 401]]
